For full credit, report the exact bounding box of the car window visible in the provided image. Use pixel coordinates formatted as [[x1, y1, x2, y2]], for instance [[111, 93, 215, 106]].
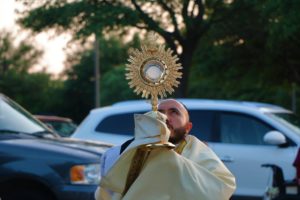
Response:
[[95, 112, 143, 135], [219, 112, 273, 145], [46, 121, 77, 137], [189, 110, 216, 142], [0, 96, 46, 133], [267, 113, 300, 137], [96, 110, 217, 141]]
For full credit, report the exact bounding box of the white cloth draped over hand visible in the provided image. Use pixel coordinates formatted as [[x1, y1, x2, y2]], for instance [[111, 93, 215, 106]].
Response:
[[96, 111, 236, 200]]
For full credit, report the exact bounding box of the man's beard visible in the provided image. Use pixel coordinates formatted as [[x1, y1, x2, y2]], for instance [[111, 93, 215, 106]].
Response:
[[169, 126, 187, 144]]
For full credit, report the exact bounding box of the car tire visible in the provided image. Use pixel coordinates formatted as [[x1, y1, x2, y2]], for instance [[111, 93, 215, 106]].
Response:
[[0, 187, 54, 200]]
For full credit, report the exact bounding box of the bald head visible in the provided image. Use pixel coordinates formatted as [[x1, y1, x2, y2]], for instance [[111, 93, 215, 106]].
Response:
[[158, 99, 192, 144], [158, 99, 190, 121]]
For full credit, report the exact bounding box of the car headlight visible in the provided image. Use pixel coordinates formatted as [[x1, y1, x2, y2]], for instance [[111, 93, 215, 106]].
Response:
[[70, 163, 101, 185]]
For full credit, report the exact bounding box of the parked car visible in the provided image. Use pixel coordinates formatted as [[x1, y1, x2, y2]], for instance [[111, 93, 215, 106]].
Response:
[[72, 99, 300, 200], [34, 115, 77, 137], [0, 93, 111, 200]]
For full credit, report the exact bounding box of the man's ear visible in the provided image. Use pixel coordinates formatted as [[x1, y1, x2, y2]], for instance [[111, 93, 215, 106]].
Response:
[[186, 122, 193, 133]]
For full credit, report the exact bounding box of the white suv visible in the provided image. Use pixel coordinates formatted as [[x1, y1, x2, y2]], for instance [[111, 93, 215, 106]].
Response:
[[72, 99, 300, 199]]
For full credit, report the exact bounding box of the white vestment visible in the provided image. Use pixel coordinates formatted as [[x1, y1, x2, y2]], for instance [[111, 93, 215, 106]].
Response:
[[96, 112, 236, 200]]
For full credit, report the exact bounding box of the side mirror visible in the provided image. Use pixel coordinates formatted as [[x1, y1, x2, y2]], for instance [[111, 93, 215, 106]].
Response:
[[263, 131, 286, 145]]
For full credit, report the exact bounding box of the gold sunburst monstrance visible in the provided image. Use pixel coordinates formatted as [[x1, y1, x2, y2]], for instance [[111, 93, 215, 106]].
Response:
[[125, 34, 182, 111]]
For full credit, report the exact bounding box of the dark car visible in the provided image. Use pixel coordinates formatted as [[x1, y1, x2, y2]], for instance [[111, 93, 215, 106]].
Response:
[[0, 94, 111, 200], [34, 115, 77, 137]]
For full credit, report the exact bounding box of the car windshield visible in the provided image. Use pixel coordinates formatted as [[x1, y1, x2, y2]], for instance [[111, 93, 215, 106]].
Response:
[[0, 95, 51, 135], [267, 112, 300, 136], [46, 121, 77, 137]]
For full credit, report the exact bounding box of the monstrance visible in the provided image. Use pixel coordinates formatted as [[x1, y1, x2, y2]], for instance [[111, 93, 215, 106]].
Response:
[[125, 33, 182, 111], [123, 33, 183, 195]]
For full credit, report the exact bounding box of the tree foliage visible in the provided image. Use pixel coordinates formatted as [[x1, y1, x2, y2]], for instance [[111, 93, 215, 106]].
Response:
[[5, 0, 300, 121], [262, 0, 300, 83], [17, 0, 253, 96], [0, 31, 63, 114], [0, 31, 42, 75], [59, 36, 140, 122], [188, 0, 300, 110]]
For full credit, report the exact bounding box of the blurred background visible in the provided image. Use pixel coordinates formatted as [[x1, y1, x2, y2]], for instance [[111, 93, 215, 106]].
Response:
[[0, 0, 300, 124]]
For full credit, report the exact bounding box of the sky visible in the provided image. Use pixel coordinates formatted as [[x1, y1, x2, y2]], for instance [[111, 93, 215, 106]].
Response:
[[0, 0, 69, 75]]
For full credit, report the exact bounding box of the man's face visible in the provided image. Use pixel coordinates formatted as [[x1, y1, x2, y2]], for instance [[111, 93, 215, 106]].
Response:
[[158, 99, 192, 144]]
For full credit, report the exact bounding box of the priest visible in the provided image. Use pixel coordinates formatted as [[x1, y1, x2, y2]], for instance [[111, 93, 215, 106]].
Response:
[[96, 99, 236, 200]]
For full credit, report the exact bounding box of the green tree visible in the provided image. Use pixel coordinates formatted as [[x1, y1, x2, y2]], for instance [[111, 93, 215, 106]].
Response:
[[0, 30, 63, 114], [101, 65, 138, 105], [17, 0, 251, 97], [262, 0, 300, 84], [188, 0, 299, 110], [0, 31, 42, 75], [60, 36, 139, 122]]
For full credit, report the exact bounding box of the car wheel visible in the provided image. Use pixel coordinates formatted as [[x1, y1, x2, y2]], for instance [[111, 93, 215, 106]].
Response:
[[0, 188, 54, 200]]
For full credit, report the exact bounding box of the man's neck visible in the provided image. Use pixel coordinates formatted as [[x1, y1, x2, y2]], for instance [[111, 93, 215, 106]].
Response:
[[174, 138, 187, 154]]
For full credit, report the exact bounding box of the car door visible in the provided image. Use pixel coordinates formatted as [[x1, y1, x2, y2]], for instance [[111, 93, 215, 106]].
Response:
[[210, 111, 297, 198]]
